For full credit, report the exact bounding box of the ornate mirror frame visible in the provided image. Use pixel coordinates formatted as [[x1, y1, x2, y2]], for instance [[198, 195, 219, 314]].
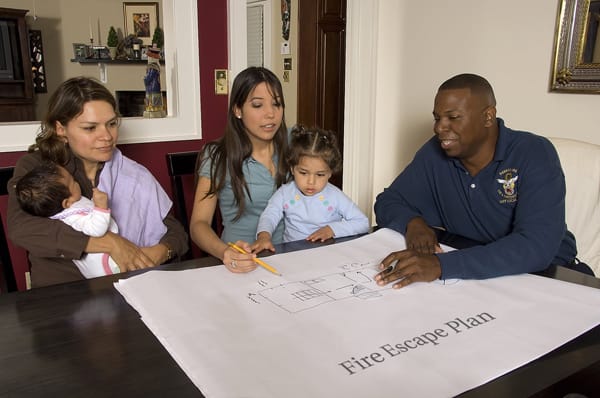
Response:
[[550, 0, 600, 93]]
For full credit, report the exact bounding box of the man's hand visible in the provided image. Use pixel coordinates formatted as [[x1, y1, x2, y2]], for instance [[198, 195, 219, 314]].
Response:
[[405, 217, 442, 254], [374, 250, 442, 289]]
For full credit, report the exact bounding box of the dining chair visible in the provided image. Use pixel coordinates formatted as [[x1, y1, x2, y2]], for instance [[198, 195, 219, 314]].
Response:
[[166, 151, 198, 260], [0, 166, 18, 292], [166, 151, 198, 233], [166, 151, 223, 259]]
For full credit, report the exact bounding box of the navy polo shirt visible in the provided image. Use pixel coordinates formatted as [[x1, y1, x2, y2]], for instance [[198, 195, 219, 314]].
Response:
[[375, 118, 576, 279]]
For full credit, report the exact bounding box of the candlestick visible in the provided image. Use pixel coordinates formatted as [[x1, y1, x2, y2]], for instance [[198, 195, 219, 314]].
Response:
[[97, 18, 101, 45], [89, 17, 93, 42]]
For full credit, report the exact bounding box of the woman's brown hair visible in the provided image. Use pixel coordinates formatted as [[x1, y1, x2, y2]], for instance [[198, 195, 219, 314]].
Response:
[[29, 76, 119, 165]]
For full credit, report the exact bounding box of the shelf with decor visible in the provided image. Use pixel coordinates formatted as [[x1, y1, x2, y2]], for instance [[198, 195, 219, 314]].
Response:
[[70, 58, 164, 64]]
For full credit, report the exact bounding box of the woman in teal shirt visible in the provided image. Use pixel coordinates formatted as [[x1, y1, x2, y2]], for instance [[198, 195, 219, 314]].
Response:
[[190, 67, 288, 273]]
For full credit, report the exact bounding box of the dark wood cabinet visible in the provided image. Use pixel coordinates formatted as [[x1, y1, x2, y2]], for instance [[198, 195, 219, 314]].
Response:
[[0, 8, 34, 122]]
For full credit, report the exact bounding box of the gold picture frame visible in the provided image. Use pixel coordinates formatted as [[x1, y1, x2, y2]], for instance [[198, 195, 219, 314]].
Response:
[[550, 0, 600, 93], [123, 2, 159, 46]]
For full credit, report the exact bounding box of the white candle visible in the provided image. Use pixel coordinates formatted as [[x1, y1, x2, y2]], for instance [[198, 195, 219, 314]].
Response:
[[89, 17, 93, 41]]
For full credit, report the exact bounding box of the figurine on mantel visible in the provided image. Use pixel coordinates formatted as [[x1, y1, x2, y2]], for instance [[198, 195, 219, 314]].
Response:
[[117, 34, 143, 60], [143, 45, 165, 118]]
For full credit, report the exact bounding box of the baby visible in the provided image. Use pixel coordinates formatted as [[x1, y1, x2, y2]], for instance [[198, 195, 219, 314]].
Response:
[[15, 162, 121, 278]]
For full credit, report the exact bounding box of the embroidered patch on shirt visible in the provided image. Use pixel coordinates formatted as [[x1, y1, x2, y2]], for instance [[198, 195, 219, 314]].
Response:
[[496, 169, 518, 203]]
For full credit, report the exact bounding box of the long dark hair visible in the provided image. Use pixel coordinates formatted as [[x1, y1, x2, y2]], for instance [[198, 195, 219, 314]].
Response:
[[29, 76, 119, 165], [200, 67, 289, 220]]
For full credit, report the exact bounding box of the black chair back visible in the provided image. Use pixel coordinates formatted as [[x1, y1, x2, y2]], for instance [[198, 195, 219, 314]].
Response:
[[166, 151, 225, 259], [166, 151, 198, 234], [166, 152, 199, 260], [0, 167, 18, 292]]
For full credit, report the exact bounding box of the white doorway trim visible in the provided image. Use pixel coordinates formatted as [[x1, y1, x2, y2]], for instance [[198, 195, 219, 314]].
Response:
[[343, 0, 378, 220]]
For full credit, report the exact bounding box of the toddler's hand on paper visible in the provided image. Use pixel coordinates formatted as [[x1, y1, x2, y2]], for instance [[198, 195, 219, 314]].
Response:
[[252, 232, 275, 253], [307, 226, 334, 242]]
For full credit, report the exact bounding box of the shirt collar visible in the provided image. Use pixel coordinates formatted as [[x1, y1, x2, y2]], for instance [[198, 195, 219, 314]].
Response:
[[247, 151, 279, 164], [492, 117, 509, 163]]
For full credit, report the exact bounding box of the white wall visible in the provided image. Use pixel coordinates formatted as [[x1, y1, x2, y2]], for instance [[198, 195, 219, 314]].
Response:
[[369, 0, 600, 211]]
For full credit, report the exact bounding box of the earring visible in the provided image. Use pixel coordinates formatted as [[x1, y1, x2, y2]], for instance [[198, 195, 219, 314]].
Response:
[[236, 114, 242, 119]]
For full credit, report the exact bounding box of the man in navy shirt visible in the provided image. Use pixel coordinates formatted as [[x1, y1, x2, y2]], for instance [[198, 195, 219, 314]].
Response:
[[374, 73, 592, 289]]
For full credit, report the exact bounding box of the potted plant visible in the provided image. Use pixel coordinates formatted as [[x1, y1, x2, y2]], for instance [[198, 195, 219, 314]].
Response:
[[151, 26, 164, 50], [107, 26, 118, 59]]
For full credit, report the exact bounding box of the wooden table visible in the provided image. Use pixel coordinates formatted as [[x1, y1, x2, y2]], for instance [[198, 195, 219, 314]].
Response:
[[1, 234, 599, 397]]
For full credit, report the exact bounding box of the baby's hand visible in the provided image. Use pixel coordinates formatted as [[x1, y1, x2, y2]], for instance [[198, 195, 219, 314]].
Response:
[[92, 188, 109, 209]]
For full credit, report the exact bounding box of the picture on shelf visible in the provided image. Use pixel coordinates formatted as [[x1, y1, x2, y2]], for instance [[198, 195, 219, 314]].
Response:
[[72, 43, 88, 60], [92, 46, 111, 60]]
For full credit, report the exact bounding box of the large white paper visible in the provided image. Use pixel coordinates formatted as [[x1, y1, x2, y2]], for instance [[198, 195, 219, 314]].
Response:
[[115, 228, 600, 397]]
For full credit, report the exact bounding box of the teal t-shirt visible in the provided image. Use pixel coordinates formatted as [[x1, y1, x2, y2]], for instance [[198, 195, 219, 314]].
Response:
[[199, 152, 284, 244]]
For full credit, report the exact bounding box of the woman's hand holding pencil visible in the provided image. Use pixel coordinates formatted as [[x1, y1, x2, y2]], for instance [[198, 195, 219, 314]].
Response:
[[222, 241, 258, 273], [228, 242, 282, 276]]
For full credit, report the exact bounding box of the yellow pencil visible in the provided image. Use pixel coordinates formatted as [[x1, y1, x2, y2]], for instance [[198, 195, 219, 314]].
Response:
[[227, 242, 282, 276]]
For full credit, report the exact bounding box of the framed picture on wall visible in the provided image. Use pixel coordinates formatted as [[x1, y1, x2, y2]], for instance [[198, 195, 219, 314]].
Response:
[[123, 2, 159, 46]]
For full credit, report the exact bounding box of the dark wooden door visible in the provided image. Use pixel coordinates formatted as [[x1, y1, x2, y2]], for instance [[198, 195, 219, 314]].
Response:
[[297, 0, 346, 188]]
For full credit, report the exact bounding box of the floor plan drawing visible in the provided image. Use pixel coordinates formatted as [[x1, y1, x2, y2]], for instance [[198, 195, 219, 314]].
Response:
[[249, 261, 391, 313]]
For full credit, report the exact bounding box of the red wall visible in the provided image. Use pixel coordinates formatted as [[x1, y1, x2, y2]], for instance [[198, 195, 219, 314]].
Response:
[[0, 0, 228, 291]]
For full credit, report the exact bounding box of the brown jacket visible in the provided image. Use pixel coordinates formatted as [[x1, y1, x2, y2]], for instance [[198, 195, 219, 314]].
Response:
[[7, 151, 188, 287]]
